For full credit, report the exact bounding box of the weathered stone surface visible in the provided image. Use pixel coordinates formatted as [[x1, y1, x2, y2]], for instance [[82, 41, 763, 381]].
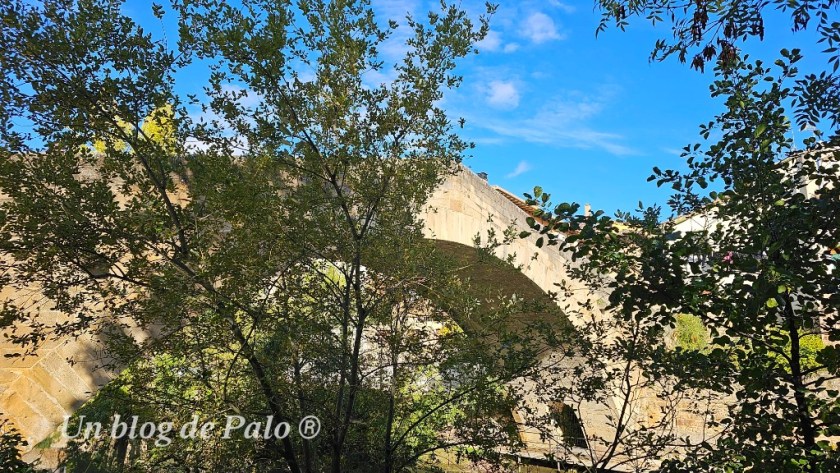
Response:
[[421, 168, 606, 327], [25, 364, 82, 413], [40, 351, 97, 400], [0, 391, 54, 445]]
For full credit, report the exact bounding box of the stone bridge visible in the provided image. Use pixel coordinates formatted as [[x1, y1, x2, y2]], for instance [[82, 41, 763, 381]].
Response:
[[0, 166, 700, 468]]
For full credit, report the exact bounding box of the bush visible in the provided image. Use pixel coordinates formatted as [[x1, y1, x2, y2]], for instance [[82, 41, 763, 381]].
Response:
[[794, 333, 824, 372], [673, 314, 709, 351]]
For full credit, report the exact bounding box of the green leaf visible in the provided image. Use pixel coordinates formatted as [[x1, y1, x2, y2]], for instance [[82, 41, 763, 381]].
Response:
[[766, 298, 779, 309]]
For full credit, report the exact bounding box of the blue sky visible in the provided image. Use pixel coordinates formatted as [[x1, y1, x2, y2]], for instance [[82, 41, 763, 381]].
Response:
[[126, 0, 828, 217], [439, 1, 826, 217]]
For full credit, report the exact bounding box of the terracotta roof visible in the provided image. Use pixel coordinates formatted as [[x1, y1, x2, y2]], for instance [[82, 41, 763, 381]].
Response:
[[492, 186, 550, 226], [492, 184, 628, 235]]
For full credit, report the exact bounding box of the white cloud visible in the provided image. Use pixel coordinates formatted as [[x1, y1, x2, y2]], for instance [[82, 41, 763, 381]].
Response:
[[476, 30, 502, 52], [486, 80, 520, 109], [660, 147, 685, 156], [184, 135, 249, 156], [367, 0, 420, 74], [186, 84, 258, 155], [522, 12, 564, 44], [221, 84, 261, 108], [529, 70, 550, 80], [184, 137, 211, 152], [506, 161, 532, 178], [372, 0, 419, 22], [190, 84, 261, 125], [476, 31, 521, 54], [469, 136, 506, 145], [362, 68, 398, 87]]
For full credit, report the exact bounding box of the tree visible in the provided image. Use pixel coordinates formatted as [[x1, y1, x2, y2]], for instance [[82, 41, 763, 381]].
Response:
[[524, 1, 840, 471], [595, 0, 840, 141], [0, 1, 544, 472], [516, 197, 721, 473]]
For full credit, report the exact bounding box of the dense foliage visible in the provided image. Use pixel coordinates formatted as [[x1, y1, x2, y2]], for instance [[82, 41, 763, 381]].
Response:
[[0, 1, 552, 472], [524, 1, 840, 471]]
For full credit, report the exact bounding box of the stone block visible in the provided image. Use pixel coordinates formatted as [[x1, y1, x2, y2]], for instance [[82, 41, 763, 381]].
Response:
[[0, 349, 41, 369], [6, 375, 68, 424], [41, 351, 96, 399], [0, 391, 53, 445], [26, 363, 83, 412]]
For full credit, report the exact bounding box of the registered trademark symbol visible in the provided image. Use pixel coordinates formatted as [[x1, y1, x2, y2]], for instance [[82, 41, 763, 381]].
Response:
[[298, 415, 320, 439]]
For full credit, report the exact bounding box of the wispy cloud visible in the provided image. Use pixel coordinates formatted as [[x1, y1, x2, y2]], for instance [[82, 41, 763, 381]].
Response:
[[186, 84, 259, 155], [361, 0, 420, 87], [476, 30, 521, 54], [471, 88, 637, 156], [486, 80, 520, 109], [372, 0, 419, 22], [660, 147, 685, 157], [190, 84, 261, 125], [506, 161, 532, 178], [521, 12, 565, 44], [371, 0, 420, 59], [469, 136, 506, 146], [548, 1, 576, 13]]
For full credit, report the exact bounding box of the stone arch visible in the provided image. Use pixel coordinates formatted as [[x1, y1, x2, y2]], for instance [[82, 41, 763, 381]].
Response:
[[0, 166, 607, 457]]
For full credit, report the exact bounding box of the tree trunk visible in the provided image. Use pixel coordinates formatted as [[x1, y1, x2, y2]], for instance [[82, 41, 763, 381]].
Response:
[[783, 292, 817, 467], [224, 307, 303, 473]]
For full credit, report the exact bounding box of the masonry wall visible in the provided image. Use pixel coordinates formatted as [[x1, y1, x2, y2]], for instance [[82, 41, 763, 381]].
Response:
[[420, 167, 606, 323]]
